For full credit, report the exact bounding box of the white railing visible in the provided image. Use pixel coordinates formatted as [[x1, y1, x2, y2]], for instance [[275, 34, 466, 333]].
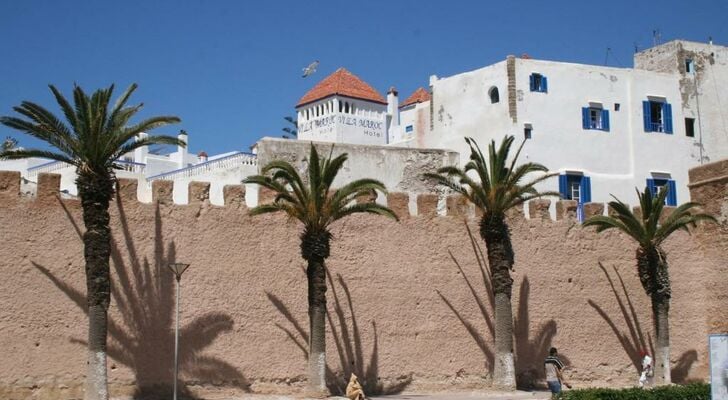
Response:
[[146, 151, 257, 182], [115, 160, 146, 174], [27, 160, 73, 177]]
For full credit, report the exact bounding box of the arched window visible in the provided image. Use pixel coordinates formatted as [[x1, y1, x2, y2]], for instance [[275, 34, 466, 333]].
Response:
[[350, 103, 355, 114], [489, 87, 500, 104], [339, 101, 343, 113], [306, 109, 309, 120], [344, 102, 349, 113]]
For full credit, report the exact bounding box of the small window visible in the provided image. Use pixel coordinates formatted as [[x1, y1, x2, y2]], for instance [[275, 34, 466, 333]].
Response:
[[614, 103, 620, 111], [643, 100, 673, 134], [685, 118, 695, 137], [524, 127, 532, 139], [582, 107, 610, 131], [344, 102, 349, 113], [647, 178, 677, 206], [339, 101, 343, 113], [685, 59, 694, 74], [489, 87, 500, 103], [405, 125, 413, 133], [529, 73, 548, 93]]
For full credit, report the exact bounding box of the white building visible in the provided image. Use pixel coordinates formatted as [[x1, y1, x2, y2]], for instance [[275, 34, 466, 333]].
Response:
[[387, 40, 726, 218], [0, 130, 258, 205]]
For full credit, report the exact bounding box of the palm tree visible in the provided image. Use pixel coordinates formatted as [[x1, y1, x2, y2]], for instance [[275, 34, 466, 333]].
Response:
[[425, 135, 557, 389], [243, 144, 398, 395], [583, 187, 715, 385], [282, 116, 298, 139], [0, 84, 181, 400]]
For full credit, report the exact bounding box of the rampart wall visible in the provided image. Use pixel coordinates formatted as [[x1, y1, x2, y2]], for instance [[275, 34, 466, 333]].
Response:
[[0, 159, 725, 399]]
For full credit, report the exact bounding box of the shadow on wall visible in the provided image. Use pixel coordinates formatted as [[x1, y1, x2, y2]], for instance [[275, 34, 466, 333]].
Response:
[[266, 268, 412, 395], [33, 194, 249, 399], [436, 222, 567, 390], [587, 262, 697, 383]]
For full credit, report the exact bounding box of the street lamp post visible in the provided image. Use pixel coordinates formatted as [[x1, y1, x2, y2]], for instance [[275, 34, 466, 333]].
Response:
[[168, 262, 190, 400]]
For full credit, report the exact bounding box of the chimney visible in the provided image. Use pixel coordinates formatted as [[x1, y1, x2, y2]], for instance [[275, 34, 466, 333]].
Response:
[[198, 151, 208, 163], [133, 132, 148, 163], [178, 130, 188, 168], [387, 86, 399, 127]]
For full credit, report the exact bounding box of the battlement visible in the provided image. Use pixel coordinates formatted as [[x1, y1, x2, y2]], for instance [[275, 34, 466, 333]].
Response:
[[0, 170, 667, 223]]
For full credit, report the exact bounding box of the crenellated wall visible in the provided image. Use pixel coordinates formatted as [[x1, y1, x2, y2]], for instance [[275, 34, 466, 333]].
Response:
[[0, 161, 724, 399]]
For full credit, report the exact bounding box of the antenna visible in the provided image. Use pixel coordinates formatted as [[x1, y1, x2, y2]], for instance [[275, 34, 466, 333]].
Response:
[[652, 29, 661, 46], [604, 47, 611, 66], [634, 42, 639, 53]]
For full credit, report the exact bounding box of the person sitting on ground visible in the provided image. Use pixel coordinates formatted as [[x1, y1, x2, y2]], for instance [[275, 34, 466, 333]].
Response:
[[545, 347, 571, 397]]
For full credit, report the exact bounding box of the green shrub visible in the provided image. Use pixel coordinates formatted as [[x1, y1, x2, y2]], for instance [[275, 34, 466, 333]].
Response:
[[556, 383, 709, 400]]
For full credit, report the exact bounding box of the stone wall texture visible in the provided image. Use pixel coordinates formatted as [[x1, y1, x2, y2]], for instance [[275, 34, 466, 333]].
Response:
[[0, 159, 725, 399]]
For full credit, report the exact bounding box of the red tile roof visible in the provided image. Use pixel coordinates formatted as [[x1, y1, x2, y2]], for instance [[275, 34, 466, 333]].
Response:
[[399, 87, 431, 108], [296, 68, 386, 107]]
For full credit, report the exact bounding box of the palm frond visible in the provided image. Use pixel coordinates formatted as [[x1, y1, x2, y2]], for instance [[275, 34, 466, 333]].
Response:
[[0, 149, 78, 166], [331, 202, 400, 222]]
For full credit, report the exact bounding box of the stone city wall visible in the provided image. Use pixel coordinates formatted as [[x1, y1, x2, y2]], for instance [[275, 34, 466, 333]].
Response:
[[0, 160, 724, 399]]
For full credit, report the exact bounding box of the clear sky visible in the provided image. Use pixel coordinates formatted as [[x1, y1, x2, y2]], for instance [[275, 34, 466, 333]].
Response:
[[1, 0, 727, 156]]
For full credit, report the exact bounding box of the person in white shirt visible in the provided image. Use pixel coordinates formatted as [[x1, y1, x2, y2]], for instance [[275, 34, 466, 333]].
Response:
[[639, 350, 653, 387]]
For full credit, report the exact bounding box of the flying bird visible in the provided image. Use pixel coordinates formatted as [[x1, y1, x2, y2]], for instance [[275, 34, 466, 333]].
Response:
[[302, 60, 319, 78]]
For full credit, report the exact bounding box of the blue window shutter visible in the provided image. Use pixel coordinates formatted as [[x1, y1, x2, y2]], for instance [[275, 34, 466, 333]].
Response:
[[582, 107, 590, 129], [542, 76, 548, 92], [643, 101, 652, 132], [529, 74, 535, 91], [646, 179, 656, 197], [667, 180, 677, 206], [663, 103, 673, 133], [602, 109, 610, 131], [559, 175, 568, 199], [580, 176, 592, 203]]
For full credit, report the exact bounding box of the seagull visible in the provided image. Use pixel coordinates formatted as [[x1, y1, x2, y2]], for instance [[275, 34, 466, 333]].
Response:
[[302, 60, 319, 78]]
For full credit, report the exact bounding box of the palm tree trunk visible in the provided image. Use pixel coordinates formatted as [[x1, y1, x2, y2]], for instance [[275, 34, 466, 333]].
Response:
[[302, 229, 332, 396], [480, 214, 516, 390], [637, 247, 672, 385], [78, 173, 113, 400], [652, 296, 671, 384]]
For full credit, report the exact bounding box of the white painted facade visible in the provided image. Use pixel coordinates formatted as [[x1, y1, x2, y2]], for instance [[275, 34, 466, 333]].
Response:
[[296, 96, 389, 145], [415, 40, 728, 211]]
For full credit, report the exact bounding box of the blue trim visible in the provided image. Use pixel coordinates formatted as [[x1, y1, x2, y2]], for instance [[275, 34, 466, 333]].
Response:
[[663, 103, 673, 134], [666, 180, 677, 206], [643, 101, 652, 132], [646, 179, 657, 197], [601, 109, 610, 132], [542, 76, 548, 92], [582, 107, 590, 129], [580, 176, 592, 203], [558, 175, 568, 199], [27, 160, 64, 171]]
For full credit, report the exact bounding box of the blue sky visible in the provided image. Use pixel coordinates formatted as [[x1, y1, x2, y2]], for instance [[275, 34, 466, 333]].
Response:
[[1, 0, 726, 155]]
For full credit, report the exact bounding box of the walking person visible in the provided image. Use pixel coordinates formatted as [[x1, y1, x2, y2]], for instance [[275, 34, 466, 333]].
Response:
[[639, 350, 653, 387], [545, 347, 571, 398]]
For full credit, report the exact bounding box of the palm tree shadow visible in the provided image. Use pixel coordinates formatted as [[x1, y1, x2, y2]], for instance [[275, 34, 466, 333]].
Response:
[[436, 222, 566, 389], [35, 195, 249, 399], [266, 269, 411, 396], [587, 262, 697, 383]]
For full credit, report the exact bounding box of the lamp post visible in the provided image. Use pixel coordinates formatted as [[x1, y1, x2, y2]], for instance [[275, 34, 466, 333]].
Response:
[[168, 262, 190, 400]]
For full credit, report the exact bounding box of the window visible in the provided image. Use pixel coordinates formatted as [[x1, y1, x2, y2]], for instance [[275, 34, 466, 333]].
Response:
[[559, 174, 591, 203], [614, 103, 620, 111], [685, 59, 694, 74], [529, 73, 548, 93], [405, 125, 413, 133], [339, 101, 343, 113], [559, 174, 592, 222], [685, 118, 695, 137], [524, 125, 532, 139], [581, 107, 610, 131], [642, 100, 673, 133], [646, 178, 677, 206], [489, 87, 500, 103]]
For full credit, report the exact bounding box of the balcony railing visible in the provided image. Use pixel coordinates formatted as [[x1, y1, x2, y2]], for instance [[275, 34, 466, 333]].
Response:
[[146, 151, 257, 182], [27, 159, 147, 176], [26, 160, 74, 177]]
